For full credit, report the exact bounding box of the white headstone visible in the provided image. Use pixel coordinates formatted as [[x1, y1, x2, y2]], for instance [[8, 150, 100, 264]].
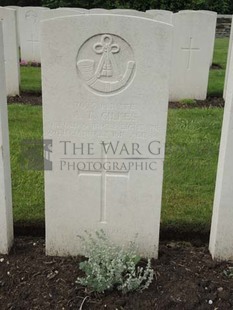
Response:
[[199, 10, 217, 16], [89, 9, 153, 19], [88, 9, 153, 19], [18, 6, 49, 62], [41, 14, 172, 258], [6, 6, 21, 46], [0, 7, 20, 96], [0, 21, 14, 254], [110, 9, 153, 18], [201, 11, 217, 66], [42, 8, 85, 20], [209, 36, 233, 261], [224, 22, 233, 100], [181, 10, 216, 16], [146, 9, 173, 24], [170, 11, 216, 101], [89, 8, 108, 13], [179, 10, 217, 66], [57, 7, 88, 12]]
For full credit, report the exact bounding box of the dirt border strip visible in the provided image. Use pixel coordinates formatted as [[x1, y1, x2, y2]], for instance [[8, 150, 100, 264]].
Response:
[[13, 222, 210, 245]]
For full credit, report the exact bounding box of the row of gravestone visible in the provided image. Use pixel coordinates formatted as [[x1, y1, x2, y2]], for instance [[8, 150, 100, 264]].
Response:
[[0, 6, 225, 101], [1, 13, 233, 261]]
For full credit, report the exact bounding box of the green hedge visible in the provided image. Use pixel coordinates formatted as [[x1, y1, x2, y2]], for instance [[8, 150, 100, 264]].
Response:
[[0, 0, 232, 13]]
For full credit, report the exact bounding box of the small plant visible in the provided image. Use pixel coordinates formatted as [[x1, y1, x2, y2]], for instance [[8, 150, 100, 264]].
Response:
[[223, 267, 233, 278], [76, 230, 154, 294], [20, 60, 41, 67]]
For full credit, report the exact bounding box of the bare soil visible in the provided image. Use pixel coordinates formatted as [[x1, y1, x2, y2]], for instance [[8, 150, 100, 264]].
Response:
[[0, 237, 233, 310], [8, 93, 42, 106]]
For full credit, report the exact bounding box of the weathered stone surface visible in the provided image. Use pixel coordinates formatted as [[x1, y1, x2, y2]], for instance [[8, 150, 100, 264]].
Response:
[[209, 34, 233, 261], [224, 21, 233, 100], [41, 14, 172, 258], [170, 11, 216, 101], [146, 10, 173, 24], [0, 21, 14, 254], [6, 6, 21, 46], [42, 8, 85, 20], [0, 7, 20, 96], [18, 6, 49, 62]]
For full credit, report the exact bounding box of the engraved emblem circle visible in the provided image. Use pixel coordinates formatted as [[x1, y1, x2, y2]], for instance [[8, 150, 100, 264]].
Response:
[[76, 33, 136, 95], [25, 10, 38, 23]]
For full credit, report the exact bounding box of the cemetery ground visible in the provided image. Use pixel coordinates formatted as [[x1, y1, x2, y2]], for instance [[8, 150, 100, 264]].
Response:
[[1, 37, 233, 309], [1, 237, 233, 309], [10, 38, 228, 237]]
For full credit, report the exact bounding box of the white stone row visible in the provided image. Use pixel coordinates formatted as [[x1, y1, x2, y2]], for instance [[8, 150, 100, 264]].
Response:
[[0, 21, 13, 254], [170, 11, 217, 101], [223, 19, 233, 100], [209, 26, 233, 261], [1, 11, 233, 261], [0, 7, 20, 96], [1, 7, 218, 100]]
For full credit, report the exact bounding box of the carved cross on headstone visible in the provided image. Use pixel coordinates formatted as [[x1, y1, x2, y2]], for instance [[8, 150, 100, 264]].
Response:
[[181, 37, 200, 70], [27, 35, 39, 60], [78, 150, 129, 224]]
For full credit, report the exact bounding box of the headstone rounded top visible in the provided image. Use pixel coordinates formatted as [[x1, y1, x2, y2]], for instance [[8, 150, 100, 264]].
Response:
[[146, 9, 173, 23], [178, 10, 217, 16], [57, 7, 88, 12], [146, 9, 172, 13], [20, 6, 49, 9], [199, 10, 217, 16], [110, 9, 153, 19], [89, 8, 108, 13]]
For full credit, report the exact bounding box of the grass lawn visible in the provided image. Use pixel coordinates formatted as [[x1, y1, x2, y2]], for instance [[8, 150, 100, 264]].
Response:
[[20, 66, 42, 93], [208, 37, 229, 97], [9, 105, 44, 224], [9, 105, 223, 231], [162, 108, 222, 232], [14, 37, 227, 229], [19, 37, 229, 98]]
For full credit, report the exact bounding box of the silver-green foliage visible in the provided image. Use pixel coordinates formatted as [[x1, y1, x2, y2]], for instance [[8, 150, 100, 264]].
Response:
[[76, 230, 154, 293], [223, 267, 233, 278]]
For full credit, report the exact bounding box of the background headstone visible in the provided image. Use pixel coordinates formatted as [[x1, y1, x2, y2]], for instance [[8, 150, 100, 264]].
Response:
[[201, 11, 217, 66], [110, 9, 153, 18], [57, 7, 88, 12], [19, 6, 49, 62], [170, 11, 216, 101], [42, 8, 85, 20], [6, 6, 21, 46], [146, 9, 173, 24], [0, 21, 14, 254], [223, 21, 233, 100], [179, 10, 217, 66], [89, 8, 153, 18], [41, 14, 172, 258], [209, 36, 233, 261], [89, 8, 108, 13], [89, 9, 153, 18], [0, 7, 20, 96]]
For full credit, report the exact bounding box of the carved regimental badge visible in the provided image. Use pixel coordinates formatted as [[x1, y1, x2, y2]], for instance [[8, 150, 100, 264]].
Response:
[[25, 10, 38, 24], [77, 34, 136, 95]]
